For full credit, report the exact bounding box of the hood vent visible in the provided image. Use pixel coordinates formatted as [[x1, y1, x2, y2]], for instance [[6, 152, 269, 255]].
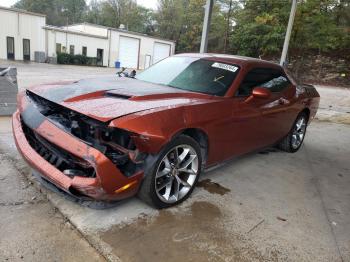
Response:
[[105, 91, 131, 100]]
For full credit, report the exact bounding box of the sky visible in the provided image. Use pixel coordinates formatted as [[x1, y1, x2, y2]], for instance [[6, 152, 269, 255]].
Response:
[[0, 0, 158, 9]]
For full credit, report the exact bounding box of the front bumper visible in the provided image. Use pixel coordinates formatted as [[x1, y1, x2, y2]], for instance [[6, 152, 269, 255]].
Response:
[[12, 110, 143, 201]]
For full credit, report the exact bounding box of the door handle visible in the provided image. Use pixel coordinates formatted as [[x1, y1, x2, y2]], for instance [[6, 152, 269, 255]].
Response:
[[278, 98, 289, 105]]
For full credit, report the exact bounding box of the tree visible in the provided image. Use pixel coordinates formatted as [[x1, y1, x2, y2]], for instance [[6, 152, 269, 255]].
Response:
[[85, 0, 102, 24], [61, 0, 87, 25], [231, 0, 290, 57], [153, 0, 185, 40], [86, 0, 153, 33], [153, 0, 227, 52], [14, 0, 86, 25], [230, 0, 349, 58]]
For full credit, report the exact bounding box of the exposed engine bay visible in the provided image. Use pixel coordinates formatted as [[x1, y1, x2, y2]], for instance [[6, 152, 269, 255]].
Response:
[[25, 90, 146, 177]]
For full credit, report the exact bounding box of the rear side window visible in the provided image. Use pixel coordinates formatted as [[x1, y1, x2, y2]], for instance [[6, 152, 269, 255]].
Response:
[[236, 68, 290, 96]]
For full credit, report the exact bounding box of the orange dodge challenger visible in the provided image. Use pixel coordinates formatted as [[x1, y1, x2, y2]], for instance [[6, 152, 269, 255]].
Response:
[[13, 54, 320, 208]]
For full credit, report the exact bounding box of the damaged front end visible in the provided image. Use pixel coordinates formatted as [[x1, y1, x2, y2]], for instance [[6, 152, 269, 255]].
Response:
[[14, 90, 148, 201], [26, 90, 147, 177]]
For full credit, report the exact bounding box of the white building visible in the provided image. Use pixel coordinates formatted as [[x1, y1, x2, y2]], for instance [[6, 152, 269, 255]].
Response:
[[0, 6, 46, 62], [0, 6, 175, 69]]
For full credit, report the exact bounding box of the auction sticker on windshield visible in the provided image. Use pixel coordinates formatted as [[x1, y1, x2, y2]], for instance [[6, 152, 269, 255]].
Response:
[[212, 62, 238, 72]]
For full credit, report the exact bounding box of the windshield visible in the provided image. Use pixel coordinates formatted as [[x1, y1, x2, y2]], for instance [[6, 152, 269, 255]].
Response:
[[136, 56, 240, 96]]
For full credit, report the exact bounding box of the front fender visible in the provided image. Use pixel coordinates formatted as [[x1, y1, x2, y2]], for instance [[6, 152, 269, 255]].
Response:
[[109, 106, 187, 153]]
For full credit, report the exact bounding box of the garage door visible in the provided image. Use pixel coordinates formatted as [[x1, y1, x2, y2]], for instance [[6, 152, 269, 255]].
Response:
[[118, 36, 140, 69], [153, 42, 171, 64]]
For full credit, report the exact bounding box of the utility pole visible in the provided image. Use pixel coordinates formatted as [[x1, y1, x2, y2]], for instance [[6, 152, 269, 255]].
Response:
[[200, 0, 214, 53], [224, 0, 233, 53], [280, 0, 297, 66]]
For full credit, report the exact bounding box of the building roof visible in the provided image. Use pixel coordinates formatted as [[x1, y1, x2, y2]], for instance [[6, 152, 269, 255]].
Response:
[[0, 5, 46, 17], [43, 25, 108, 39], [67, 22, 176, 43]]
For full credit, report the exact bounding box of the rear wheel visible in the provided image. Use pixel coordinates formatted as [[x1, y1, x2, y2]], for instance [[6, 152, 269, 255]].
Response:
[[138, 135, 202, 209], [278, 112, 308, 153]]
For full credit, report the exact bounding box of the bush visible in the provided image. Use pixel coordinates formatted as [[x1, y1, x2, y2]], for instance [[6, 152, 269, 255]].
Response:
[[57, 52, 72, 64], [56, 53, 99, 66]]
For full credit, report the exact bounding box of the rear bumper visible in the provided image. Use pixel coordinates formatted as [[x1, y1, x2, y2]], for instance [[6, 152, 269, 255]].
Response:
[[12, 110, 143, 201]]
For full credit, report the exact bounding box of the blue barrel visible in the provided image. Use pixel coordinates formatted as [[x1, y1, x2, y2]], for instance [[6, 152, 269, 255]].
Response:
[[115, 61, 121, 68]]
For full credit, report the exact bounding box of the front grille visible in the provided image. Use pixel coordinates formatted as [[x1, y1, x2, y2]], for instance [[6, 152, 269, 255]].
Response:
[[21, 118, 96, 178]]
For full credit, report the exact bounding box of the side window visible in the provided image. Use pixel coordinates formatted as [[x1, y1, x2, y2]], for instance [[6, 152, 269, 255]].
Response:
[[236, 68, 290, 96], [261, 75, 290, 92]]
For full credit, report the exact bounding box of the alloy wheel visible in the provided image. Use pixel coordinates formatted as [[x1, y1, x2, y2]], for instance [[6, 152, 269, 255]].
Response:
[[155, 145, 199, 204], [291, 116, 306, 149]]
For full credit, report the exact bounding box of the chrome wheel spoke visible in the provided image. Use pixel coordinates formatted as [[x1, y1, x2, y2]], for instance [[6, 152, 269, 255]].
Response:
[[178, 148, 190, 164], [156, 167, 171, 178], [172, 147, 180, 166], [163, 155, 171, 169], [157, 178, 170, 191], [297, 133, 304, 143], [163, 179, 173, 200], [175, 175, 191, 188], [173, 178, 180, 200], [179, 154, 197, 171], [178, 168, 195, 174]]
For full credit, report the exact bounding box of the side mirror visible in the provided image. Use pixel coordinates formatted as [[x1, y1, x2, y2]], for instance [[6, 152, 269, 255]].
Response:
[[252, 87, 271, 99]]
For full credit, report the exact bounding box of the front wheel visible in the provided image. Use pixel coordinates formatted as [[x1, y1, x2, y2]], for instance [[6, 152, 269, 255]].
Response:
[[138, 135, 202, 209], [278, 112, 308, 153]]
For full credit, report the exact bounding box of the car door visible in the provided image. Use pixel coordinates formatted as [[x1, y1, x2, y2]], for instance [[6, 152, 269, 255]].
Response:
[[204, 97, 265, 165], [230, 96, 267, 155], [233, 67, 295, 149], [231, 68, 275, 153], [257, 68, 296, 144]]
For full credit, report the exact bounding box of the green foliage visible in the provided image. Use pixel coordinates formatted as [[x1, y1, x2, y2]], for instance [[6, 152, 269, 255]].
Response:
[[231, 0, 290, 57], [57, 52, 72, 64], [14, 0, 86, 25], [153, 0, 228, 52], [232, 0, 349, 58], [291, 0, 349, 53], [57, 53, 97, 66], [84, 0, 154, 33]]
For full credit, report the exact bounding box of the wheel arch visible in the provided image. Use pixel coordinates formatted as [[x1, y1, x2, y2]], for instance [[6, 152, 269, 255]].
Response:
[[174, 128, 209, 166], [301, 107, 310, 123]]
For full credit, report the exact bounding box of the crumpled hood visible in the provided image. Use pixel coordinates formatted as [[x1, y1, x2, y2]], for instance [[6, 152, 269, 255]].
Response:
[[28, 76, 213, 122]]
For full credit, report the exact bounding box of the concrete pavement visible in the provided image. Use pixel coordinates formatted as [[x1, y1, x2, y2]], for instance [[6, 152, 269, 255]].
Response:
[[1, 116, 349, 261], [0, 134, 105, 261]]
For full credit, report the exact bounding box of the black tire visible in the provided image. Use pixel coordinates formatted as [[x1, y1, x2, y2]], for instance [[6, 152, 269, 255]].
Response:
[[278, 112, 308, 153], [138, 135, 202, 209]]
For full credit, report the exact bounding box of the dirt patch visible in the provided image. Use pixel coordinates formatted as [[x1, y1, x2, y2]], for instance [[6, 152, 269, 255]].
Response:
[[197, 179, 231, 195], [100, 201, 278, 262]]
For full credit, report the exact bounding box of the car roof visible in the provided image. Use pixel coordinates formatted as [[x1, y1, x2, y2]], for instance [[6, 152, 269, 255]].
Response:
[[174, 53, 281, 69]]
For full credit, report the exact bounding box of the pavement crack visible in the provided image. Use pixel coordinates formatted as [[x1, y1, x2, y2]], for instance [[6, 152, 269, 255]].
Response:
[[246, 219, 265, 234]]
